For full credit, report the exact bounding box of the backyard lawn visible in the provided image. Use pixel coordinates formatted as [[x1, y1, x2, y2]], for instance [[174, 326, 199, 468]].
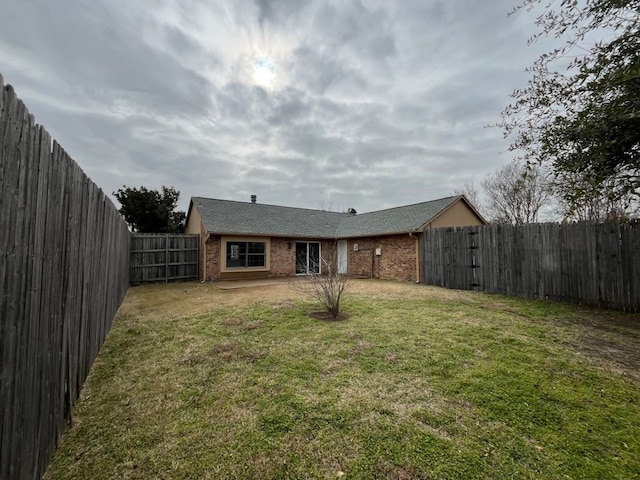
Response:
[[44, 280, 640, 479]]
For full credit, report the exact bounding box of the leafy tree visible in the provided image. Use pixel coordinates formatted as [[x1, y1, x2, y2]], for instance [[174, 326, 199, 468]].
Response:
[[481, 161, 552, 224], [113, 186, 186, 233], [501, 0, 640, 215], [553, 172, 639, 222]]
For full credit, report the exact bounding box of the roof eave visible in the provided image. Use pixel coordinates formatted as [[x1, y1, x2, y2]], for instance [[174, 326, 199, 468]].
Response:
[[337, 229, 421, 239], [462, 196, 489, 225], [204, 230, 340, 239]]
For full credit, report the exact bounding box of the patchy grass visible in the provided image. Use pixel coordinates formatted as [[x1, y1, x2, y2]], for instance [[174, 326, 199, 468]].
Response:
[[45, 280, 640, 479]]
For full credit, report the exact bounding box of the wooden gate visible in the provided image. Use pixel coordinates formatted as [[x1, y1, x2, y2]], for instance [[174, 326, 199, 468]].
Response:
[[130, 234, 199, 283]]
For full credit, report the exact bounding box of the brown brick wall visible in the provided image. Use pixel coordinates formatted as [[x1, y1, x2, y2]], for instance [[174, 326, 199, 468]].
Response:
[[270, 239, 336, 277], [204, 235, 221, 281], [202, 237, 337, 280], [347, 238, 375, 277], [202, 234, 417, 282], [347, 234, 418, 282], [378, 234, 418, 282], [198, 222, 206, 281], [270, 237, 296, 277]]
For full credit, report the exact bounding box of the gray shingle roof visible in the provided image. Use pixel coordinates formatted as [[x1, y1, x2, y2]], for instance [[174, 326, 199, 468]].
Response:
[[336, 196, 460, 238], [191, 197, 347, 238], [190, 195, 463, 238]]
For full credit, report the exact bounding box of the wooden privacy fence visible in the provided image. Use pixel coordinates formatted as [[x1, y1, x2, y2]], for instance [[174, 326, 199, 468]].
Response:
[[0, 75, 131, 479], [423, 222, 640, 312], [130, 234, 199, 283]]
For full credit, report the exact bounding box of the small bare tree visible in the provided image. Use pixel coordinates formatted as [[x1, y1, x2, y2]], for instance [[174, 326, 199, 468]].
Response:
[[290, 246, 350, 319]]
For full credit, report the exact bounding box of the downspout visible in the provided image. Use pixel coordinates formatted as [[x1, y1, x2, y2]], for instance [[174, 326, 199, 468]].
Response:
[[409, 232, 420, 283]]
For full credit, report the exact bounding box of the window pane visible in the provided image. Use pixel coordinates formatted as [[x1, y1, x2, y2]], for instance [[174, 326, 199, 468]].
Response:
[[296, 242, 308, 274], [248, 242, 265, 254], [226, 254, 246, 268], [247, 254, 265, 267], [308, 242, 320, 274], [226, 242, 246, 268]]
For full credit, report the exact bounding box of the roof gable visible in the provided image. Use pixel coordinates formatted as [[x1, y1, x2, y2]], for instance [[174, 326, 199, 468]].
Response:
[[418, 195, 487, 229]]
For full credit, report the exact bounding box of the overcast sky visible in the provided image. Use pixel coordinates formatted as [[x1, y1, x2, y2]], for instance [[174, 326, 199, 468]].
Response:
[[0, 0, 554, 214]]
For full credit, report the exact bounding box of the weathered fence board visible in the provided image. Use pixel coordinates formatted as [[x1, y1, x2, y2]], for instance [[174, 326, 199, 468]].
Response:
[[130, 234, 199, 283], [0, 75, 131, 480], [423, 222, 640, 312]]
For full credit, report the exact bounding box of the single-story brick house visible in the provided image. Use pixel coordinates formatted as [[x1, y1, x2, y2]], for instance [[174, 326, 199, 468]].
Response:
[[185, 195, 486, 282]]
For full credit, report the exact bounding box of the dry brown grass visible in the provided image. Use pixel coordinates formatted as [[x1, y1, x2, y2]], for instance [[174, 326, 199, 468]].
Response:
[[119, 279, 478, 322]]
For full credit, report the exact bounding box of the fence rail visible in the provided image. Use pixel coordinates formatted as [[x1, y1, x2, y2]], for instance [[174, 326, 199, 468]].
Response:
[[130, 234, 199, 283], [423, 222, 640, 312], [0, 75, 131, 480]]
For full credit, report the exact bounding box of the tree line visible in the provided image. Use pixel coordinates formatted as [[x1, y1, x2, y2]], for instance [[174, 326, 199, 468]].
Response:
[[456, 160, 638, 225]]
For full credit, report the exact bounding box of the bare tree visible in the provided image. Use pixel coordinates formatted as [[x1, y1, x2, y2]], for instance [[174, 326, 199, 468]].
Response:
[[290, 246, 350, 319], [453, 181, 482, 212], [481, 161, 552, 224]]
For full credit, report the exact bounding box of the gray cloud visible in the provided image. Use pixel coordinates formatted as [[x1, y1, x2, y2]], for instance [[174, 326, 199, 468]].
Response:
[[253, 0, 315, 28], [0, 0, 551, 214], [288, 46, 371, 96]]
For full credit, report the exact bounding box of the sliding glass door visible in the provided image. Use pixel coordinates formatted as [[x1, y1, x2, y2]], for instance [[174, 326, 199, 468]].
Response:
[[295, 242, 321, 274]]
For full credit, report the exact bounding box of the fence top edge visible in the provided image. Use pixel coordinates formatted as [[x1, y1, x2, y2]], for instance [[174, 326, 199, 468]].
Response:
[[426, 220, 639, 232], [131, 233, 200, 237]]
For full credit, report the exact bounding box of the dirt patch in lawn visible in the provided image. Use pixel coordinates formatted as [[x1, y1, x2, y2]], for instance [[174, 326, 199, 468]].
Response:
[[308, 311, 349, 321], [574, 336, 640, 380], [562, 310, 640, 381]]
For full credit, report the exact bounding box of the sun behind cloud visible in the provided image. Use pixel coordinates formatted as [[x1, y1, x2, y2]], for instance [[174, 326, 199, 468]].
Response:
[[252, 56, 277, 87]]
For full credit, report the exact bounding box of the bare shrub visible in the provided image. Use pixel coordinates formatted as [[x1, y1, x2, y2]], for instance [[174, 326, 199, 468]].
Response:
[[290, 246, 350, 319]]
